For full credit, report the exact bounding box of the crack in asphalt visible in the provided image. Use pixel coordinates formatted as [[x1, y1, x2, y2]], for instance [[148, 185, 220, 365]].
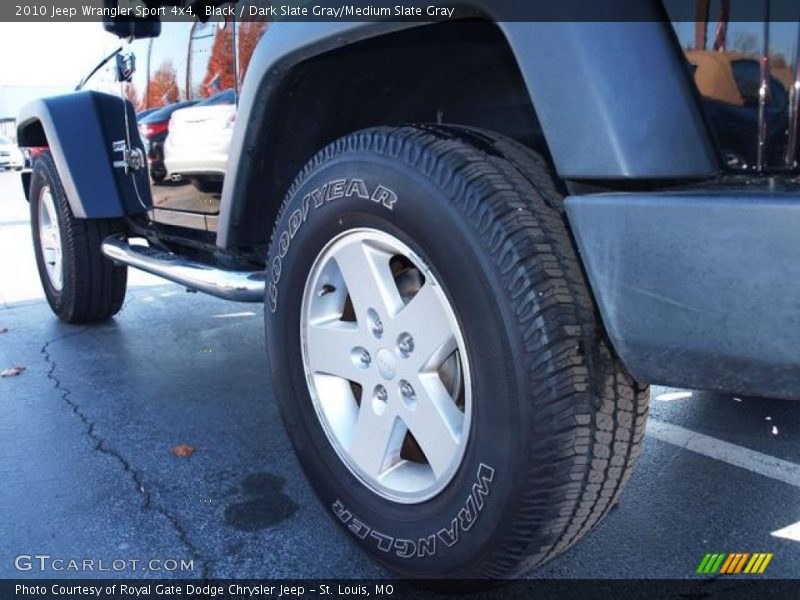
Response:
[[40, 330, 213, 579]]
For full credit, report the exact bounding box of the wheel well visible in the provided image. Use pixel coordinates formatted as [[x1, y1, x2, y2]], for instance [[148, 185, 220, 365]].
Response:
[[17, 118, 47, 147], [232, 20, 549, 251], [16, 119, 49, 201]]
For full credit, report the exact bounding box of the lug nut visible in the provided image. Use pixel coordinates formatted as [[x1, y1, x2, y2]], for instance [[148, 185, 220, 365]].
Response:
[[351, 347, 371, 369], [375, 385, 388, 402], [396, 332, 414, 358], [372, 385, 388, 415], [367, 308, 383, 339], [399, 379, 417, 410]]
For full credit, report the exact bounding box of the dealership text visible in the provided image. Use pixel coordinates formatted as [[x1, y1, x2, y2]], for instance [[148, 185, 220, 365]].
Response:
[[17, 584, 392, 597], [14, 554, 193, 572]]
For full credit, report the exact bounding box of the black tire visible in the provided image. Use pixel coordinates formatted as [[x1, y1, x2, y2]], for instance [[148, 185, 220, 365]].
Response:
[[265, 126, 649, 579], [30, 152, 128, 323]]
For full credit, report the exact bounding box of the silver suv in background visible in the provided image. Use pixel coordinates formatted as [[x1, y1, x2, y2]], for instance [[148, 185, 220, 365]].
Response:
[[0, 135, 24, 171]]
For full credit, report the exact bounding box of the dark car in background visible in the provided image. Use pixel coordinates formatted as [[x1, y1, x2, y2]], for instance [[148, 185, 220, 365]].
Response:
[[688, 51, 792, 168], [136, 107, 160, 120]]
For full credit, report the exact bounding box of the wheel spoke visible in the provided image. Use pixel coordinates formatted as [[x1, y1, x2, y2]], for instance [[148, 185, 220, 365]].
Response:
[[402, 374, 463, 479], [40, 225, 56, 250], [52, 252, 63, 288], [305, 321, 369, 383], [396, 282, 457, 372], [349, 401, 404, 480], [42, 192, 55, 217], [333, 240, 404, 322], [38, 186, 64, 292]]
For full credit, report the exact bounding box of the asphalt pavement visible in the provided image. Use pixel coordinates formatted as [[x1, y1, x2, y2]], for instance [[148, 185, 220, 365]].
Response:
[[1, 170, 799, 580]]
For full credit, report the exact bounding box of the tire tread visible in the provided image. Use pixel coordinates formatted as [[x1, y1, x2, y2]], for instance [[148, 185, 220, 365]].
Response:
[[272, 125, 649, 578], [30, 153, 127, 323]]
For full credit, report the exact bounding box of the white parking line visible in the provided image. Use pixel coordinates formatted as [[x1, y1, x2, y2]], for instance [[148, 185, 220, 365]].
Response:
[[647, 420, 800, 489], [655, 391, 693, 402], [771, 520, 800, 542], [212, 311, 257, 319]]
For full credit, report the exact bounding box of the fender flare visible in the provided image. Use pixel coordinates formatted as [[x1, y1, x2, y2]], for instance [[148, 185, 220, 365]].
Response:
[[17, 91, 151, 218], [218, 2, 719, 249]]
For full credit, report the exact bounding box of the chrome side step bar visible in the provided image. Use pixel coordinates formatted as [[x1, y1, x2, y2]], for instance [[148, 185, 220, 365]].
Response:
[[101, 235, 265, 303]]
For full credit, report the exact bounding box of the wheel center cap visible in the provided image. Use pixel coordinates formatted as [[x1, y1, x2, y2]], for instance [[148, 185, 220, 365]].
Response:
[[375, 348, 397, 380]]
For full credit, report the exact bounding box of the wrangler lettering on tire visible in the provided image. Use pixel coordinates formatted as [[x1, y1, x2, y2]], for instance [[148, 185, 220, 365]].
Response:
[[332, 462, 495, 559], [265, 126, 649, 579]]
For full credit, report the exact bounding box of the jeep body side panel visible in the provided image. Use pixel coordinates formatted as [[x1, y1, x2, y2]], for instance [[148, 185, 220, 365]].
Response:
[[218, 4, 719, 248], [17, 91, 150, 218], [567, 192, 800, 400], [504, 20, 720, 179]]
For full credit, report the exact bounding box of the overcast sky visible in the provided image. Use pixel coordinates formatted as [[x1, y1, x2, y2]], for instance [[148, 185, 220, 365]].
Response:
[[0, 23, 117, 88]]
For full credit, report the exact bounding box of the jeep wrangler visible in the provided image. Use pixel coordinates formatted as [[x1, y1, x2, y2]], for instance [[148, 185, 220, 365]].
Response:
[[15, 0, 800, 580]]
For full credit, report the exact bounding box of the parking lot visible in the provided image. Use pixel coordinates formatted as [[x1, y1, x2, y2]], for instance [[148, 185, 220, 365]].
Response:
[[1, 169, 799, 581]]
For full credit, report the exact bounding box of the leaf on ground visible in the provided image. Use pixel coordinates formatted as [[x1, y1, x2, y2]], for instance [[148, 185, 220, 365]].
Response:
[[1, 366, 25, 378], [170, 444, 195, 457]]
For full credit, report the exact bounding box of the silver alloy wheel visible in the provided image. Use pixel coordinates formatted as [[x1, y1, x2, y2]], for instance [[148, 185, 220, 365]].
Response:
[[38, 185, 63, 291], [301, 229, 472, 504]]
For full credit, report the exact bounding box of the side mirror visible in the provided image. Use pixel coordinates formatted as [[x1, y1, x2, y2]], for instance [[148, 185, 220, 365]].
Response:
[[102, 0, 162, 40]]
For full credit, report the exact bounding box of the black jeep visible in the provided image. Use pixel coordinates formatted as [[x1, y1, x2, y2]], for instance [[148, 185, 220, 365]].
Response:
[[16, 0, 800, 580]]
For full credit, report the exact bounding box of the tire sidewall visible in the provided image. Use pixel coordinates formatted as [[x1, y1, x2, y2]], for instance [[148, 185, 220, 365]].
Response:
[[266, 151, 529, 576], [30, 155, 72, 316]]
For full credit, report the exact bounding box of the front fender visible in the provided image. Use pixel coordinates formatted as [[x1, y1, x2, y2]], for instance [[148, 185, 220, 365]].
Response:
[[17, 91, 151, 218], [219, 3, 718, 249]]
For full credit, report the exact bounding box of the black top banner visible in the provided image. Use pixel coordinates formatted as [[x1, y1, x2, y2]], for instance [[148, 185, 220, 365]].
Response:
[[4, 0, 800, 23]]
